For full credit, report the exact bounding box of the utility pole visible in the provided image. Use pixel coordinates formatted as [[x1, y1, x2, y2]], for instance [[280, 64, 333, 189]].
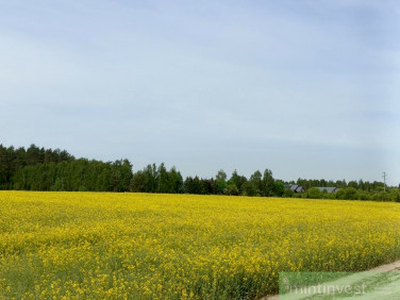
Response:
[[383, 172, 387, 192]]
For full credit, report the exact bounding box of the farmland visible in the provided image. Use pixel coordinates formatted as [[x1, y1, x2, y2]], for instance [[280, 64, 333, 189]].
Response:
[[0, 191, 399, 299]]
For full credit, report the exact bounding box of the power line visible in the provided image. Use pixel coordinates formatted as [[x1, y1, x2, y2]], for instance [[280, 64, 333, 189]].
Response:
[[383, 172, 387, 192]]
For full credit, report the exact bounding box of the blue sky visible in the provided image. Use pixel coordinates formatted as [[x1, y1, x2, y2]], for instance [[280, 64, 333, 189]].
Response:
[[1, 0, 399, 185]]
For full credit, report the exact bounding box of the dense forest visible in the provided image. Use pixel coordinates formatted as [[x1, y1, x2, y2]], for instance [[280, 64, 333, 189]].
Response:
[[0, 144, 132, 192], [1, 144, 399, 202]]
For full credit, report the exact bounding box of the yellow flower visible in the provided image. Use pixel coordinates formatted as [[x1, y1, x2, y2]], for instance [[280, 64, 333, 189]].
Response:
[[0, 191, 399, 298]]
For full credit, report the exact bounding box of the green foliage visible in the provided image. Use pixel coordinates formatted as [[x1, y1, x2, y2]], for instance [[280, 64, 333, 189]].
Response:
[[250, 170, 263, 196], [396, 192, 400, 203], [1, 144, 399, 202], [11, 158, 133, 192], [262, 168, 275, 196], [1, 144, 132, 192], [215, 169, 227, 194], [306, 187, 323, 199], [183, 176, 218, 195], [184, 176, 202, 194], [283, 188, 294, 198], [273, 181, 285, 197], [242, 181, 257, 196], [130, 163, 183, 194], [343, 187, 359, 200], [225, 184, 239, 196], [129, 171, 146, 192], [372, 192, 392, 202], [228, 170, 247, 195], [169, 167, 184, 194]]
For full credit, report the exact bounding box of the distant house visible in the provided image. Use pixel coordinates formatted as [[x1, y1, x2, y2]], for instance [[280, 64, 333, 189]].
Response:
[[284, 184, 304, 193], [317, 187, 339, 193]]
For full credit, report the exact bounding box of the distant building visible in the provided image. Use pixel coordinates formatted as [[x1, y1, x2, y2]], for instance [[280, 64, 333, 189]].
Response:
[[317, 187, 339, 193], [284, 184, 304, 193]]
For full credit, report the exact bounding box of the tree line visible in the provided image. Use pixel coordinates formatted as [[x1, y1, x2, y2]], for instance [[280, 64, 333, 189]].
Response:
[[294, 178, 387, 192], [0, 144, 132, 192], [1, 144, 399, 202], [130, 167, 284, 197]]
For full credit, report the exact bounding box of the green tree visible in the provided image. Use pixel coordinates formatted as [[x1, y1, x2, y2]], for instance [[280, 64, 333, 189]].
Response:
[[250, 170, 262, 196], [228, 170, 247, 194], [157, 163, 170, 193], [242, 181, 257, 196], [215, 170, 227, 194], [184, 176, 202, 194], [262, 168, 275, 196], [169, 166, 184, 193], [273, 181, 285, 197], [306, 187, 322, 199], [225, 184, 239, 196], [130, 171, 146, 192]]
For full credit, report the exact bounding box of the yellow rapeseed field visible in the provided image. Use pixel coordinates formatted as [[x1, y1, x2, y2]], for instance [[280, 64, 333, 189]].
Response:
[[0, 191, 399, 299]]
